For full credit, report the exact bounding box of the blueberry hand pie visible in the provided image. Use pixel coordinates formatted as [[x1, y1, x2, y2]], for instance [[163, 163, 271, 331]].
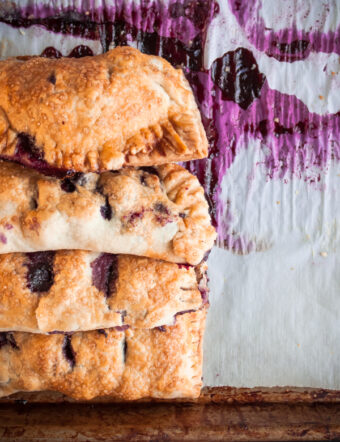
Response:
[[0, 310, 205, 400], [0, 250, 208, 333], [0, 161, 216, 264], [0, 45, 214, 402], [0, 47, 208, 173]]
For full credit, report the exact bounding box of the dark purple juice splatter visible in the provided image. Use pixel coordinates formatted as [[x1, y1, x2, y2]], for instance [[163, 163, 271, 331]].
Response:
[[211, 48, 265, 110], [25, 251, 55, 293], [41, 45, 93, 58], [269, 40, 310, 62], [91, 253, 118, 298], [228, 0, 340, 60], [41, 47, 62, 58], [0, 8, 103, 40], [68, 45, 94, 57]]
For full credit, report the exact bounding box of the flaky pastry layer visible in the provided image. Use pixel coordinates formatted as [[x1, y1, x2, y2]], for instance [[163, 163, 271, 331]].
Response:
[[0, 310, 205, 400], [0, 250, 207, 333], [0, 47, 208, 172], [0, 161, 216, 264]]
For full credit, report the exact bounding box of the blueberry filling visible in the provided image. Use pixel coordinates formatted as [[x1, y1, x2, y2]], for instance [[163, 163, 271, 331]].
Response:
[[61, 179, 76, 193], [0, 332, 19, 350], [175, 309, 196, 317], [0, 132, 72, 178], [100, 196, 112, 220], [0, 233, 7, 244], [139, 167, 160, 187], [199, 288, 209, 305], [154, 202, 173, 225], [121, 310, 127, 323], [177, 264, 192, 270], [140, 175, 147, 186], [62, 335, 76, 369], [60, 172, 85, 193], [16, 133, 44, 161], [155, 215, 172, 226], [97, 329, 108, 337], [125, 210, 144, 226], [25, 251, 55, 293], [96, 184, 113, 220], [123, 339, 127, 363], [179, 212, 187, 219], [139, 166, 159, 177], [114, 325, 129, 332], [91, 253, 118, 298], [48, 73, 56, 85], [155, 326, 166, 332], [195, 267, 209, 304], [154, 202, 170, 215], [31, 197, 38, 209]]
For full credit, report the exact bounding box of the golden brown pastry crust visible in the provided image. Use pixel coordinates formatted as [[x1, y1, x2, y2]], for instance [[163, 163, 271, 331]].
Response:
[[0, 47, 208, 172], [0, 161, 216, 264], [0, 310, 205, 400], [0, 251, 206, 333]]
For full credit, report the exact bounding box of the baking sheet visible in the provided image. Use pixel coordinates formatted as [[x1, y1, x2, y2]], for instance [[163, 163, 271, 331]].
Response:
[[0, 0, 339, 389]]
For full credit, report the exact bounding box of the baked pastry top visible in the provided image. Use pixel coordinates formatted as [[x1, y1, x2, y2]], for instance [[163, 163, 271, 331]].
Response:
[[0, 161, 216, 264], [0, 310, 205, 400], [0, 46, 208, 173], [0, 250, 207, 333]]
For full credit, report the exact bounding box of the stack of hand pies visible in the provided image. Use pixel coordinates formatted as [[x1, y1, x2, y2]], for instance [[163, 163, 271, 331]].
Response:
[[0, 47, 216, 400]]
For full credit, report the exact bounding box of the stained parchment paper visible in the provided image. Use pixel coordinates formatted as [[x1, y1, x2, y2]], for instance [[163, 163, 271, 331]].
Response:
[[0, 0, 339, 389]]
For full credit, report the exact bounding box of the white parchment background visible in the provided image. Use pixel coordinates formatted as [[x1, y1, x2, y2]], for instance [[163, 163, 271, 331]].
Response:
[[0, 0, 339, 389], [204, 0, 340, 388]]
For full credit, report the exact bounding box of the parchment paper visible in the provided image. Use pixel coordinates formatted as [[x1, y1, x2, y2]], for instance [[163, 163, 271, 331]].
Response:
[[0, 0, 339, 389]]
